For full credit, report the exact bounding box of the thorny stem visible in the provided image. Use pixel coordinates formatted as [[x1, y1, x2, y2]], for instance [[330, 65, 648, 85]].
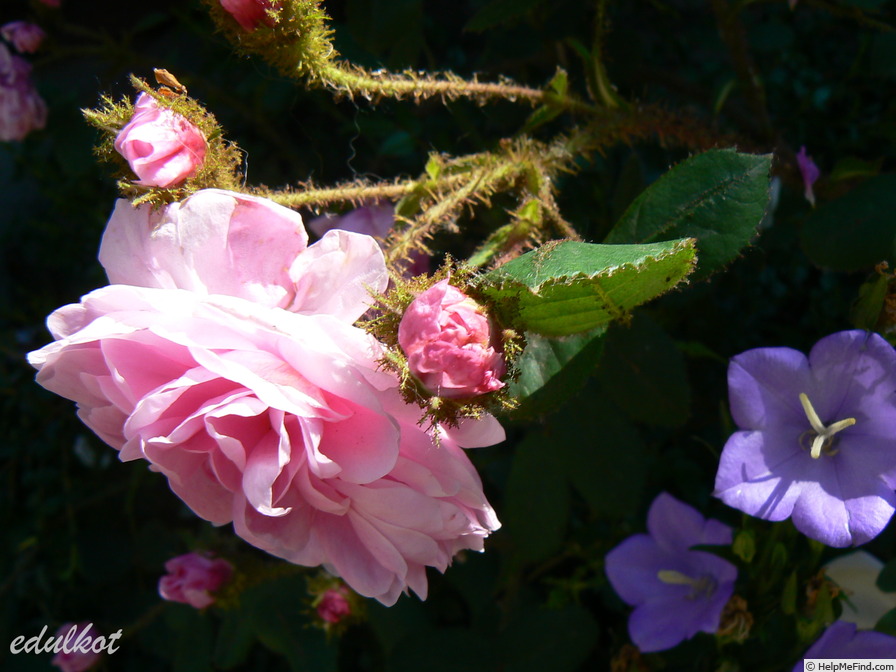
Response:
[[316, 62, 599, 115]]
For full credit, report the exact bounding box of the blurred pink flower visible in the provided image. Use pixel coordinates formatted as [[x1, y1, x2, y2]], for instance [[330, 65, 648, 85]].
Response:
[[220, 0, 280, 31], [39, 0, 61, 6], [310, 203, 429, 277], [50, 623, 102, 672], [114, 93, 207, 188], [159, 552, 233, 609], [398, 280, 506, 399], [29, 191, 504, 605], [796, 145, 820, 206], [317, 586, 352, 624], [1, 21, 46, 53], [0, 42, 47, 141]]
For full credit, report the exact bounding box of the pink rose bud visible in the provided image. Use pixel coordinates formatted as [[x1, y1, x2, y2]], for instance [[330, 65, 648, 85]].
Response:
[[50, 623, 102, 672], [1, 22, 46, 54], [398, 279, 506, 399], [158, 552, 233, 609], [0, 43, 47, 142], [219, 0, 280, 31], [113, 92, 207, 188], [796, 145, 820, 207], [317, 587, 352, 624]]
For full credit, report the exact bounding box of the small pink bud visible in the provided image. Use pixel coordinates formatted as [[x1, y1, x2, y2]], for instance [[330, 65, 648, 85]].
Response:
[[317, 587, 352, 624], [796, 145, 820, 207], [50, 623, 102, 672], [158, 552, 233, 609], [113, 93, 207, 188], [398, 279, 506, 399], [219, 0, 280, 31], [1, 22, 46, 54]]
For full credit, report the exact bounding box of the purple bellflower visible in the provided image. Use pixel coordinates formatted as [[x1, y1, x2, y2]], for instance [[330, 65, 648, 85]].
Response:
[[796, 146, 820, 206], [793, 621, 896, 670], [715, 330, 896, 548], [605, 492, 737, 653]]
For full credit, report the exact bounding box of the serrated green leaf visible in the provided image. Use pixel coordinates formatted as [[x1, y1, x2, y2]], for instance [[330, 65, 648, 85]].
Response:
[[801, 175, 896, 272], [605, 149, 772, 280], [508, 327, 606, 416], [481, 239, 696, 337]]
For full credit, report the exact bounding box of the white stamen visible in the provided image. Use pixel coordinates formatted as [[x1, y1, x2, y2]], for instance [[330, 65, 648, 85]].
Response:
[[798, 393, 856, 459]]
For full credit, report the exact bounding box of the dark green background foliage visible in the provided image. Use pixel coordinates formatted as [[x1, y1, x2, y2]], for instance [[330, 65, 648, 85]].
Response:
[[3, 0, 896, 670]]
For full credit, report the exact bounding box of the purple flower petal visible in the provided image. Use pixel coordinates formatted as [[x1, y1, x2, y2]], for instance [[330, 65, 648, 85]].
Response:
[[728, 346, 811, 431], [795, 621, 896, 670], [716, 330, 896, 547]]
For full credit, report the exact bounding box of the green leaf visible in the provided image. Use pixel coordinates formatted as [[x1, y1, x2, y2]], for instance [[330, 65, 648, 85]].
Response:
[[503, 433, 570, 566], [214, 609, 257, 669], [499, 605, 599, 672], [508, 327, 606, 416], [801, 175, 896, 272], [243, 574, 337, 672], [551, 387, 646, 518], [481, 238, 696, 337], [604, 149, 772, 280], [851, 269, 890, 330], [594, 312, 691, 427], [732, 530, 756, 563], [781, 571, 798, 615]]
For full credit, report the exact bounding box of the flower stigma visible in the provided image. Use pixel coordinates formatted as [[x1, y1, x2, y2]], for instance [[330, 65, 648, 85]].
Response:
[[657, 570, 718, 600], [798, 392, 856, 459]]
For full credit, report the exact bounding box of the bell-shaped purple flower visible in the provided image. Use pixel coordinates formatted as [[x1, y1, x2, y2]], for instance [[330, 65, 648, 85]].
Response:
[[715, 330, 896, 547], [605, 492, 738, 653], [794, 621, 896, 670]]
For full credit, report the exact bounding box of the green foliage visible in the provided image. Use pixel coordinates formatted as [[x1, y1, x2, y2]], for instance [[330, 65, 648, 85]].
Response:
[[605, 149, 773, 281], [801, 174, 896, 271], [480, 238, 697, 336]]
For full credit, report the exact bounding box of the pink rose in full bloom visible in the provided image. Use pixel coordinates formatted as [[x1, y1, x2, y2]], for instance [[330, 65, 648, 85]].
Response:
[[398, 280, 506, 399], [113, 93, 207, 188], [317, 586, 352, 624], [1, 21, 46, 54], [50, 623, 103, 672], [29, 191, 504, 605], [0, 42, 47, 141], [220, 0, 280, 31], [158, 552, 234, 608]]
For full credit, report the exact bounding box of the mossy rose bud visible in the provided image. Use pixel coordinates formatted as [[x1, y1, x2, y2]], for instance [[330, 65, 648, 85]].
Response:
[[219, 0, 280, 31], [398, 279, 506, 399], [114, 93, 207, 188]]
